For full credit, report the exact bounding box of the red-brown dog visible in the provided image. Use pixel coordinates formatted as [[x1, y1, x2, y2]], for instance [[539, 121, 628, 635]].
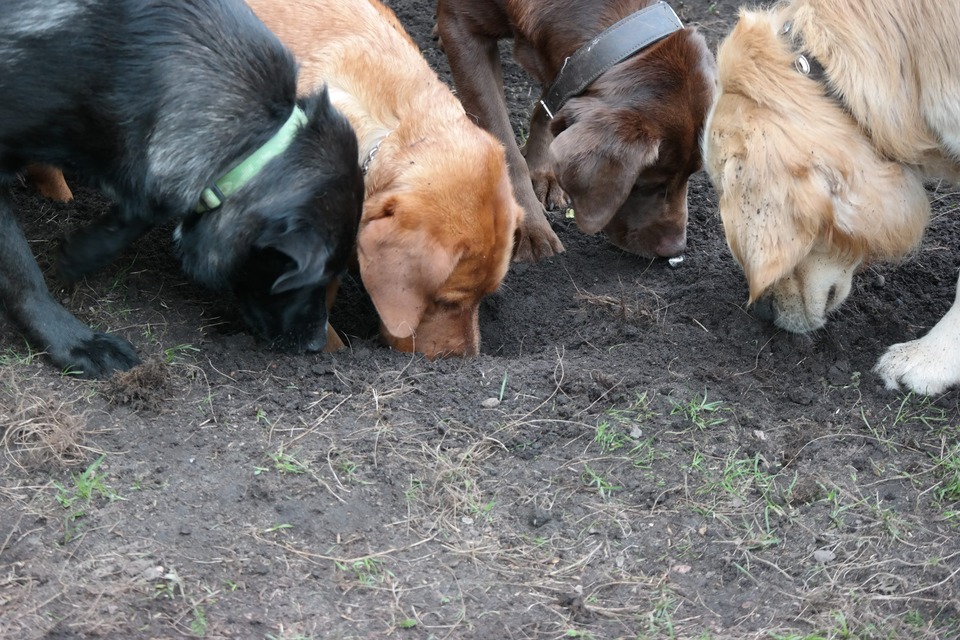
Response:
[[248, 0, 521, 358], [436, 0, 716, 262]]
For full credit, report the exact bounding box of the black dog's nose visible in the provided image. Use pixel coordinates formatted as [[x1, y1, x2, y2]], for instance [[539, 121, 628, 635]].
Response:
[[750, 296, 777, 323]]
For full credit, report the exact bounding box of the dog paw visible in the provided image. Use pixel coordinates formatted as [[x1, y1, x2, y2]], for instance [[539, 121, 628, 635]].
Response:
[[56, 333, 141, 378], [513, 210, 565, 262], [530, 169, 569, 213], [874, 338, 960, 396]]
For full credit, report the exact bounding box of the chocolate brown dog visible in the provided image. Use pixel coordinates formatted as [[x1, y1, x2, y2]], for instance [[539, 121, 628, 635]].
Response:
[[436, 0, 716, 261]]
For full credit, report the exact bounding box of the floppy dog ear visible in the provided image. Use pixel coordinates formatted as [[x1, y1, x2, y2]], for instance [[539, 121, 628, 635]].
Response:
[[549, 101, 660, 234], [254, 223, 331, 294], [357, 195, 460, 339], [710, 121, 930, 303], [713, 152, 823, 302]]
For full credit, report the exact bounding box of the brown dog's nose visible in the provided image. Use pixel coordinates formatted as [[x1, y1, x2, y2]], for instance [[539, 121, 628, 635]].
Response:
[[654, 230, 687, 257]]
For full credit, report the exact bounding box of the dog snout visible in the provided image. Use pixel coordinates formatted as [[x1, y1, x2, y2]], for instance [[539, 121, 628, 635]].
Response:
[[300, 324, 328, 353], [654, 229, 687, 258], [750, 296, 777, 323]]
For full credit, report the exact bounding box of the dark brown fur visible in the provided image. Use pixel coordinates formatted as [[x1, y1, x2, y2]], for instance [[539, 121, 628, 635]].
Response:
[[436, 0, 717, 261]]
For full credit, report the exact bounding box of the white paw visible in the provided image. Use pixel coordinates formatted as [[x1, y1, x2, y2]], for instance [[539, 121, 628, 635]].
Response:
[[874, 338, 960, 396]]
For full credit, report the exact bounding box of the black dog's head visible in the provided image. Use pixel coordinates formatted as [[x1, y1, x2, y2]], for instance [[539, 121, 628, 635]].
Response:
[[177, 88, 363, 352]]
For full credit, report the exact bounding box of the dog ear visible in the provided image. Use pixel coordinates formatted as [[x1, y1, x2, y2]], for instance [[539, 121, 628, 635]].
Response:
[[254, 223, 332, 294], [357, 195, 460, 338], [549, 105, 660, 234], [714, 153, 824, 302]]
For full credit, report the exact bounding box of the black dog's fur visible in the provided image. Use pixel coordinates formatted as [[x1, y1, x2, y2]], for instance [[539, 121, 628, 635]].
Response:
[[0, 0, 363, 376]]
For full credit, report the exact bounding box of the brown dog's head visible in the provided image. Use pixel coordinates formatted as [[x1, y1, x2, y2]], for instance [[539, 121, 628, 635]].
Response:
[[357, 129, 521, 358], [548, 28, 716, 258], [703, 8, 930, 332]]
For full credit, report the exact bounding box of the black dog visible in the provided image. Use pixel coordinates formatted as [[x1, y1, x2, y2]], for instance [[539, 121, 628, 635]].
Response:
[[0, 0, 363, 377]]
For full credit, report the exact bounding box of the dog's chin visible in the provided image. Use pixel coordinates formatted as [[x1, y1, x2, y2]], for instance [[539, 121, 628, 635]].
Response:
[[767, 299, 829, 334], [380, 304, 481, 359], [380, 331, 476, 359], [581, 184, 689, 259], [752, 252, 858, 334], [603, 204, 687, 258]]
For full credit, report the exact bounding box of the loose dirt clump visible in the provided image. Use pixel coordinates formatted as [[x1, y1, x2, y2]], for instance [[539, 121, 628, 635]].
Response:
[[100, 357, 173, 412], [1, 1, 959, 639]]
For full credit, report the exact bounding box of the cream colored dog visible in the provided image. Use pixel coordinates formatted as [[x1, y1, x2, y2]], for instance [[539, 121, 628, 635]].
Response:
[[704, 0, 960, 395], [246, 0, 521, 358]]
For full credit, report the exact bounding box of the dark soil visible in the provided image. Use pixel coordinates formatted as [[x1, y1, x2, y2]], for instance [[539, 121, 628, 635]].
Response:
[[2, 1, 959, 639]]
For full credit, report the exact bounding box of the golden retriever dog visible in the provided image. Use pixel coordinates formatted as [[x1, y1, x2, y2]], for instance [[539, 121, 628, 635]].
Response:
[[704, 0, 960, 395], [247, 0, 521, 358]]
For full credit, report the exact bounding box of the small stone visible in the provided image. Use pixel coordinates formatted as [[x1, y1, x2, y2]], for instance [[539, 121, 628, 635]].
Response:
[[668, 255, 685, 268], [481, 397, 501, 408], [813, 549, 836, 563], [142, 566, 165, 581]]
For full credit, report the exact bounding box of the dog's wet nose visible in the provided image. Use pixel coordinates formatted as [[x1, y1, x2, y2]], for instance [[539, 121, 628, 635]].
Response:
[[750, 296, 777, 323]]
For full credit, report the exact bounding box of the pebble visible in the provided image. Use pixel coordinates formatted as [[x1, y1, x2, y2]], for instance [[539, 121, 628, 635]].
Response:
[[813, 549, 836, 563], [481, 397, 500, 408]]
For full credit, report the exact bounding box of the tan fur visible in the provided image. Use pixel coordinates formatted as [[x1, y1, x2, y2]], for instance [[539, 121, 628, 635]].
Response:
[[706, 0, 959, 307], [704, 0, 960, 393], [247, 0, 521, 358]]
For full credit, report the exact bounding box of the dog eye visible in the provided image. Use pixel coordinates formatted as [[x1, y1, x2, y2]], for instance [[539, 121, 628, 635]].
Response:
[[435, 298, 461, 311]]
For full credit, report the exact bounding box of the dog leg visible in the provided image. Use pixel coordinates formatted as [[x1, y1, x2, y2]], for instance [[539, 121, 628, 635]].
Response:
[[58, 204, 153, 283], [437, 9, 564, 262], [0, 188, 139, 377], [521, 102, 570, 213], [874, 272, 960, 395], [25, 164, 74, 202]]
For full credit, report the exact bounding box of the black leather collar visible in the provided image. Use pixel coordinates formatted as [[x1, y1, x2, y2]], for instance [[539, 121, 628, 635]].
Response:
[[538, 1, 683, 119]]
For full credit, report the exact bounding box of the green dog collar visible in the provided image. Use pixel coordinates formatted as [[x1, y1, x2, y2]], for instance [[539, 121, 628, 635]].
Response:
[[196, 105, 309, 213]]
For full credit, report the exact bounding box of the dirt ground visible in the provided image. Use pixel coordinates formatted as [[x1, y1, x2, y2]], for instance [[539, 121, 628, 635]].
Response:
[[2, 1, 959, 638]]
